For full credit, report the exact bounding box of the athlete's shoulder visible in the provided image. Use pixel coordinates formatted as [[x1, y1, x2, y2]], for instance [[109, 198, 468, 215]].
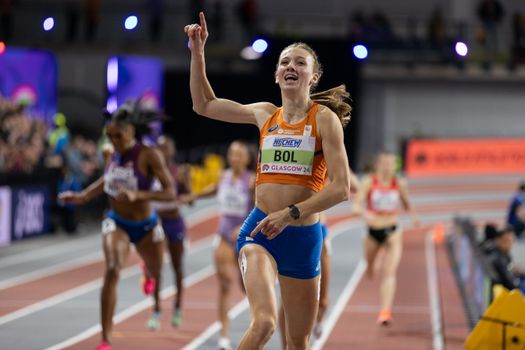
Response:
[[250, 102, 279, 128]]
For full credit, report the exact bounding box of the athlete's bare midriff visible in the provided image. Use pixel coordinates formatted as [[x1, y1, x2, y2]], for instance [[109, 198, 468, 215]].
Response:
[[255, 183, 320, 226], [368, 213, 398, 230], [110, 198, 152, 221]]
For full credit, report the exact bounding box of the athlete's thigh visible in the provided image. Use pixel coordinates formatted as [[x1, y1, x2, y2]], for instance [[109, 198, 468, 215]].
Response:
[[215, 238, 237, 280], [383, 229, 403, 274], [239, 244, 278, 317], [278, 274, 319, 339], [102, 225, 131, 269], [135, 230, 164, 271]]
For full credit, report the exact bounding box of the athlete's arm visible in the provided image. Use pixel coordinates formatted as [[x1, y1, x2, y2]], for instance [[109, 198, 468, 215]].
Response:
[[186, 12, 276, 127], [398, 178, 419, 226], [58, 176, 105, 204]]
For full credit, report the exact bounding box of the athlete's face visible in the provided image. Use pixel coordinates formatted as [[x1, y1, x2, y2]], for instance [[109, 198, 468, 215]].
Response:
[[106, 121, 135, 154], [376, 154, 396, 177], [275, 47, 319, 94], [227, 142, 249, 172]]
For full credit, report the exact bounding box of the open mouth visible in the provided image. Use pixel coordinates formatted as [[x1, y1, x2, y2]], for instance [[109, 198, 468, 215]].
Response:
[[284, 74, 298, 82]]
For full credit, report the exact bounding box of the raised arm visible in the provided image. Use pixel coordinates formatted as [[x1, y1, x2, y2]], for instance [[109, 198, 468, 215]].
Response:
[[185, 12, 275, 127]]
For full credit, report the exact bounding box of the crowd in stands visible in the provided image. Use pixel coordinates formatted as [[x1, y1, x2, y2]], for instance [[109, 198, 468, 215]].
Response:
[[0, 97, 47, 174], [0, 95, 105, 233]]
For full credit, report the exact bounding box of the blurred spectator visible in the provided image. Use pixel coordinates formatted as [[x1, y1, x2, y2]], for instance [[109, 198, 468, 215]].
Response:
[[348, 10, 366, 43], [480, 222, 499, 253], [506, 180, 525, 239], [147, 0, 164, 42], [512, 12, 525, 64], [428, 7, 447, 50], [47, 112, 70, 155], [84, 0, 100, 42], [56, 161, 82, 233], [0, 0, 14, 41], [65, 0, 80, 42], [477, 0, 505, 53], [367, 10, 394, 47], [486, 226, 525, 293], [63, 135, 100, 185], [0, 97, 48, 174], [236, 0, 257, 41]]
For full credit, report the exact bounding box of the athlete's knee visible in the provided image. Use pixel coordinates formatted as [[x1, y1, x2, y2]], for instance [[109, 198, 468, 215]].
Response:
[[218, 276, 232, 294], [319, 296, 330, 310], [104, 265, 121, 284], [286, 333, 310, 350], [250, 313, 277, 343]]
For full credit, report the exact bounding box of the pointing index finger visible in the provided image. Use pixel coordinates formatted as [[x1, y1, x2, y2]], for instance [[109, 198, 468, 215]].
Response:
[[250, 219, 266, 238], [199, 12, 207, 34]]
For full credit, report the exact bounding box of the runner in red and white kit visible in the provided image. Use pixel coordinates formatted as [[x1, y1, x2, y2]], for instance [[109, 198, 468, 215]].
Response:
[[353, 151, 418, 326]]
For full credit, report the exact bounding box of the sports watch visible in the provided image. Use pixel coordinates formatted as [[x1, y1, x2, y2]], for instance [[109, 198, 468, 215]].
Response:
[[288, 204, 301, 220]]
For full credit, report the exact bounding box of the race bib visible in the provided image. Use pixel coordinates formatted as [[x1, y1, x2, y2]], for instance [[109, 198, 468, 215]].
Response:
[[104, 166, 138, 198], [370, 190, 400, 212], [260, 135, 316, 176], [217, 183, 249, 217]]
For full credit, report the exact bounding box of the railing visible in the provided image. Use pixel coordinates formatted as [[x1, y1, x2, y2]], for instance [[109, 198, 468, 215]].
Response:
[[447, 216, 499, 328]]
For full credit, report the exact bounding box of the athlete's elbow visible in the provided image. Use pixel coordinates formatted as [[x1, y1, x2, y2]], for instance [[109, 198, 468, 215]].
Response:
[[192, 103, 206, 116], [335, 180, 350, 202]]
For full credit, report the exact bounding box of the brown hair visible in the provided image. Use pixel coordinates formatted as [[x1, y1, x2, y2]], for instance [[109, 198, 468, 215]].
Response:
[[280, 42, 352, 128]]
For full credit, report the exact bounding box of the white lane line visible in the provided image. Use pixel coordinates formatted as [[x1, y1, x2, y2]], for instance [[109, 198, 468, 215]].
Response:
[[0, 264, 140, 327], [181, 298, 250, 350], [0, 251, 103, 290], [0, 234, 215, 326], [0, 210, 218, 291], [0, 234, 99, 269], [312, 259, 366, 350], [45, 265, 216, 350], [425, 233, 444, 350]]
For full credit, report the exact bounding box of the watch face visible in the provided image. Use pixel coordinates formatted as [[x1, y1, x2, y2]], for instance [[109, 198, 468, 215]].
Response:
[[289, 205, 300, 219]]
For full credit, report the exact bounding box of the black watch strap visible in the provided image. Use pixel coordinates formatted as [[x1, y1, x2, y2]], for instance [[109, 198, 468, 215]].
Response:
[[288, 204, 301, 220]]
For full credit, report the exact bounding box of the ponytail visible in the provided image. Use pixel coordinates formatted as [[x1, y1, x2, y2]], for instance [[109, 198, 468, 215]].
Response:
[[310, 84, 351, 128]]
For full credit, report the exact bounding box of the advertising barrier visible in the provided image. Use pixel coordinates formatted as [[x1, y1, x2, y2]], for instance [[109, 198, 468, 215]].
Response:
[[405, 138, 525, 177], [10, 186, 51, 241], [0, 187, 12, 247]]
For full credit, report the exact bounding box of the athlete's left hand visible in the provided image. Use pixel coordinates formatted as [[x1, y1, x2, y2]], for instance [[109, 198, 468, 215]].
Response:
[[117, 187, 138, 202], [250, 208, 293, 240]]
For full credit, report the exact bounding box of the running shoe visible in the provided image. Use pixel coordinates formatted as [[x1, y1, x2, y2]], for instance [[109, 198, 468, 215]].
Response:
[[140, 263, 155, 296], [377, 308, 392, 326], [96, 341, 111, 350], [171, 307, 183, 328], [217, 336, 232, 350], [147, 311, 161, 331]]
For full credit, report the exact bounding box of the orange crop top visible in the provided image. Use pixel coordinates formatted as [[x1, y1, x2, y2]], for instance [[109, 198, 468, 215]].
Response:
[[256, 103, 326, 192]]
